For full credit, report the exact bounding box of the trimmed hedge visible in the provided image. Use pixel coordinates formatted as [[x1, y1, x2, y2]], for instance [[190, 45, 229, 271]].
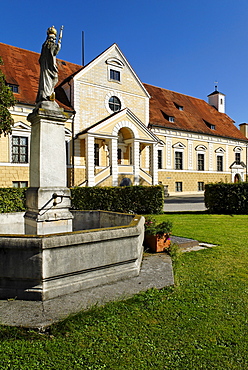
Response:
[[71, 185, 164, 214], [0, 187, 26, 213], [0, 185, 164, 214], [205, 182, 248, 214]]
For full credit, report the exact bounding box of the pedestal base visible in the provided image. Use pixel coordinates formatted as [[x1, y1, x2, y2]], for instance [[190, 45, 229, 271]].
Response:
[[24, 187, 73, 235]]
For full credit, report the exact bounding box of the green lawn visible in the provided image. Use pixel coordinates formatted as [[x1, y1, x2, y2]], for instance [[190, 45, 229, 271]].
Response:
[[1, 213, 248, 369]]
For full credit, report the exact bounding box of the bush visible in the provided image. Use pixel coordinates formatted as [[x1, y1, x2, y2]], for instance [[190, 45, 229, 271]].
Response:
[[0, 185, 164, 215], [0, 187, 26, 213], [71, 185, 164, 214], [205, 182, 248, 214]]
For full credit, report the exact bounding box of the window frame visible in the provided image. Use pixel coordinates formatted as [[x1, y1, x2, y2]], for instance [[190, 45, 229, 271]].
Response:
[[94, 143, 100, 166], [109, 96, 121, 112], [109, 69, 120, 82], [197, 153, 205, 171], [158, 149, 162, 169], [175, 181, 183, 192], [217, 155, 223, 172], [175, 151, 183, 170], [12, 135, 28, 163]]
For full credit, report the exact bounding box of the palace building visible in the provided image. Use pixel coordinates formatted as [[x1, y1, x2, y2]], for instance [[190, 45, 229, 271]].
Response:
[[0, 41, 247, 194]]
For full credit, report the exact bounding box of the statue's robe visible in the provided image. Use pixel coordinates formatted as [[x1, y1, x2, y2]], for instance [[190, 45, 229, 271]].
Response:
[[36, 38, 60, 103]]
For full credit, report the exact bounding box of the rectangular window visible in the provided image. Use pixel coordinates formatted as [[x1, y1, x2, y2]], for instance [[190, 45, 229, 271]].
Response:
[[110, 69, 120, 81], [94, 143, 99, 166], [7, 83, 19, 93], [235, 152, 241, 164], [217, 155, 223, 171], [198, 153, 204, 171], [12, 181, 28, 188], [198, 182, 204, 191], [130, 146, 133, 165], [158, 149, 162, 169], [175, 181, 182, 192], [12, 136, 28, 163], [117, 148, 122, 164], [175, 151, 183, 170]]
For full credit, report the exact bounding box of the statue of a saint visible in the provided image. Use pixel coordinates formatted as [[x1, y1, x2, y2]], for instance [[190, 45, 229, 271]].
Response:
[[36, 26, 63, 105]]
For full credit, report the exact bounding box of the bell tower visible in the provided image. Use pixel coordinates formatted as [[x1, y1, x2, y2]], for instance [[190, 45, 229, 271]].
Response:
[[208, 84, 225, 113]]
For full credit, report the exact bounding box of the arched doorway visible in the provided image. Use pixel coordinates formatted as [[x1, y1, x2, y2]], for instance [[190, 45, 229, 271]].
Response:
[[234, 173, 241, 183], [117, 127, 134, 165]]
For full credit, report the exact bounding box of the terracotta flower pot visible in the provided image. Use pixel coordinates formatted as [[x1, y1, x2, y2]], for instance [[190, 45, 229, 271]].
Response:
[[144, 233, 171, 253]]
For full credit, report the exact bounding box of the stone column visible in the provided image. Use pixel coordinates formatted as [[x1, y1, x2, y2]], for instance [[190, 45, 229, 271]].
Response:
[[151, 143, 158, 185], [133, 140, 140, 185], [24, 105, 73, 235], [110, 137, 118, 186], [86, 135, 95, 187]]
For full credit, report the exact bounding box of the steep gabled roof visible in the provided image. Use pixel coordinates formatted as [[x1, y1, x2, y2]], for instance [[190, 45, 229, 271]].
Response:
[[144, 83, 248, 142], [0, 42, 82, 110]]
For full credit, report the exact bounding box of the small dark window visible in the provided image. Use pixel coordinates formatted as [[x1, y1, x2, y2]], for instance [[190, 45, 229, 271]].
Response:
[[12, 136, 28, 163], [175, 182, 182, 192], [110, 69, 120, 81], [158, 150, 162, 169], [198, 153, 205, 171], [12, 181, 28, 188], [94, 143, 99, 166], [7, 83, 19, 93], [130, 146, 133, 165], [109, 96, 121, 112], [217, 155, 223, 171], [169, 116, 175, 123], [118, 148, 122, 164], [175, 151, 183, 170], [174, 103, 183, 111], [235, 152, 241, 164], [198, 182, 204, 191]]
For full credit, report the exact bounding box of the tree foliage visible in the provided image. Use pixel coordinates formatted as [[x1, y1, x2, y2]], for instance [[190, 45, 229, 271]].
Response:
[[0, 57, 15, 135]]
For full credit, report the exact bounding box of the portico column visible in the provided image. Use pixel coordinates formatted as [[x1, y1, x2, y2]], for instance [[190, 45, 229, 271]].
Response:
[[151, 143, 158, 185], [133, 140, 140, 185], [86, 135, 95, 187], [110, 137, 118, 186]]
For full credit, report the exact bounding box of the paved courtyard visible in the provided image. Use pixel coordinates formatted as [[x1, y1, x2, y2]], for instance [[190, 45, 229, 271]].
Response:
[[164, 194, 206, 212]]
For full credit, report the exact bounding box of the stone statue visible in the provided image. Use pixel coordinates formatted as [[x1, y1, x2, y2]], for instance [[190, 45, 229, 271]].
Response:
[[36, 25, 63, 105]]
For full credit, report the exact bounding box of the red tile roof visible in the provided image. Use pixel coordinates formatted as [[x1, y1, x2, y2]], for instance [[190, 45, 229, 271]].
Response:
[[144, 83, 248, 141], [0, 42, 82, 110], [0, 43, 246, 141]]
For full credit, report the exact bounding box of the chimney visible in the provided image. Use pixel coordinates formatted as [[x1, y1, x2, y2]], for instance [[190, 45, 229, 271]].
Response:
[[207, 85, 225, 113]]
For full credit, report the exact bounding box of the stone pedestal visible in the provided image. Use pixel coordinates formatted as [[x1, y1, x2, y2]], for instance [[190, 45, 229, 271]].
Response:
[[24, 103, 73, 235]]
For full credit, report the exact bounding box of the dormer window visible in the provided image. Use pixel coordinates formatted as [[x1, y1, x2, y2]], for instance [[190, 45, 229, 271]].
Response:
[[174, 103, 184, 111], [204, 119, 215, 130], [110, 69, 120, 82], [169, 116, 175, 123], [7, 83, 19, 93]]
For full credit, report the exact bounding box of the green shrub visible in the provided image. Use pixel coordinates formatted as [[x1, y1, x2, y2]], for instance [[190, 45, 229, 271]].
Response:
[[205, 182, 248, 214], [71, 185, 164, 214], [0, 187, 26, 213]]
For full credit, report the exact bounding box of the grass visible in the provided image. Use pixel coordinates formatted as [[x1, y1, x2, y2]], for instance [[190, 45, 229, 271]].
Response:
[[0, 213, 248, 369]]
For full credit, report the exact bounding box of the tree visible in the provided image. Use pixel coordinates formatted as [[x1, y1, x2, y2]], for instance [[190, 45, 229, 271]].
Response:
[[0, 57, 15, 135]]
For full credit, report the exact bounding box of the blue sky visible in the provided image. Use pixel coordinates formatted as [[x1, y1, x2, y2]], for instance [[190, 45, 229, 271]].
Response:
[[1, 0, 248, 126]]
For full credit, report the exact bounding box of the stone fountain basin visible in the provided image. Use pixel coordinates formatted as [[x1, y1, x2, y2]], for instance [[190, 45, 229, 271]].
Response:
[[0, 210, 144, 301]]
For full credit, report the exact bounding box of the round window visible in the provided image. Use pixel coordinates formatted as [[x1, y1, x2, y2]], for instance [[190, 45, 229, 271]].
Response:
[[109, 96, 121, 112]]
